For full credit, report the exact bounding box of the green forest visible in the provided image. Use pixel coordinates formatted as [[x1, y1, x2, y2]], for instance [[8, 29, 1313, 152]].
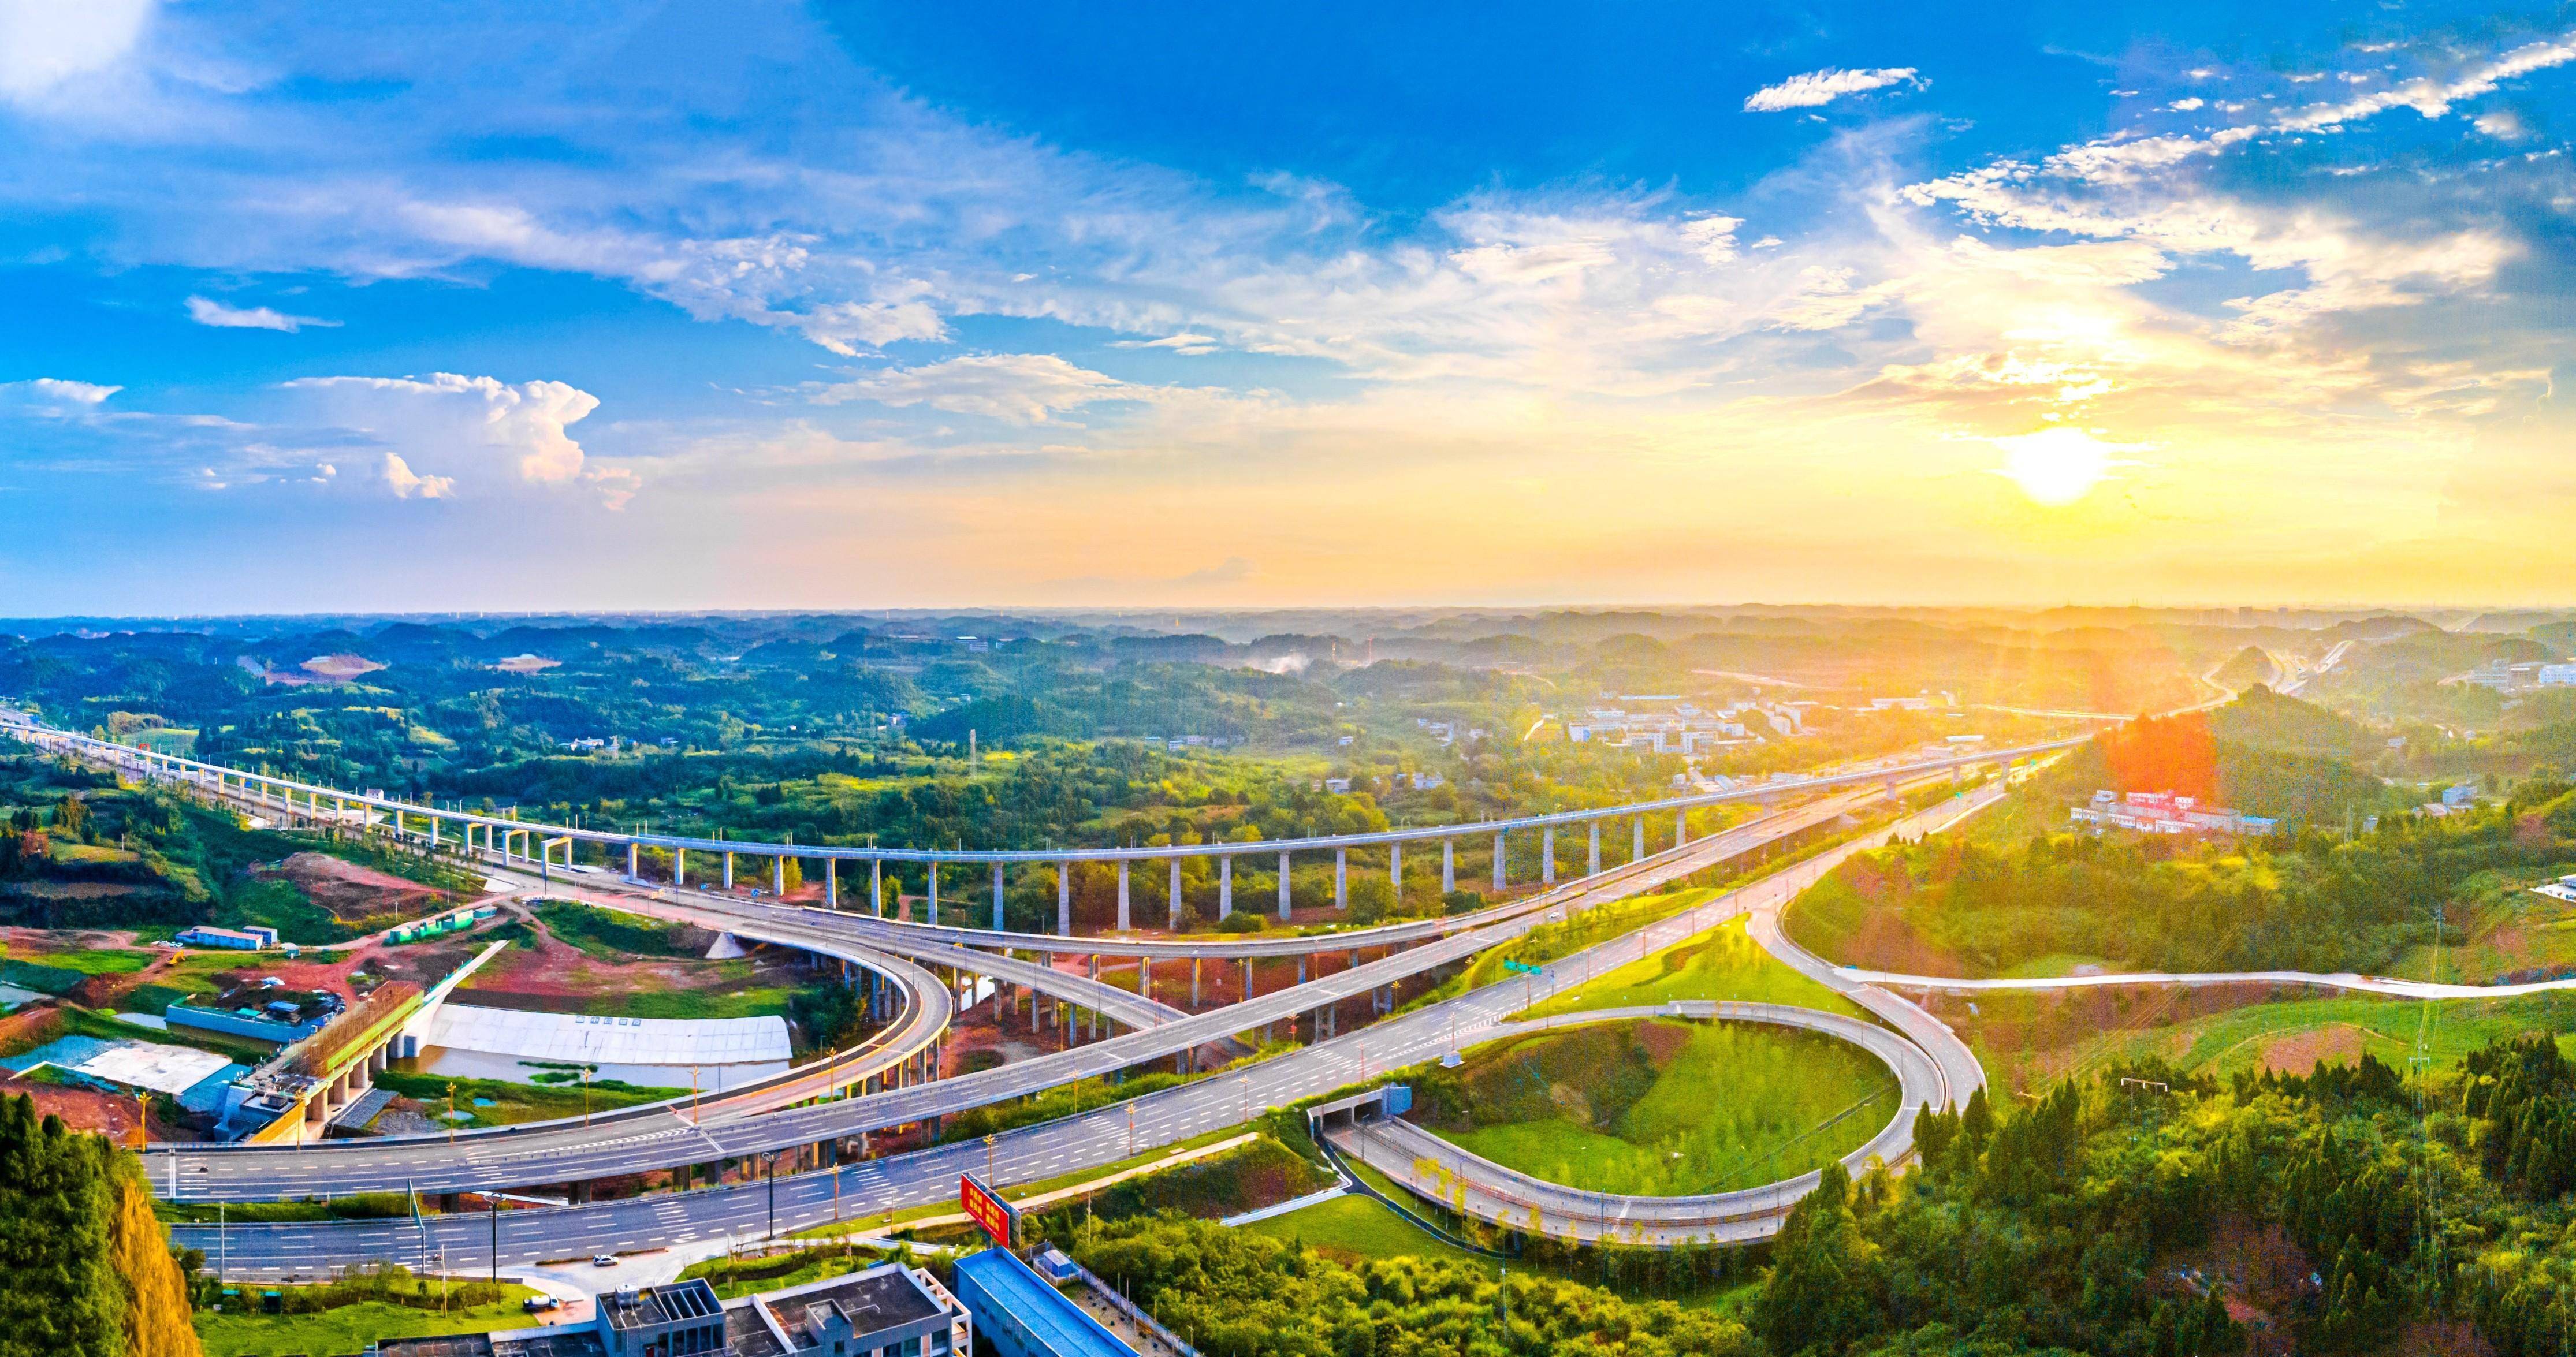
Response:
[[0, 1094, 202, 1357], [1064, 1038, 2576, 1356], [1789, 771, 2576, 976], [0, 753, 467, 942]]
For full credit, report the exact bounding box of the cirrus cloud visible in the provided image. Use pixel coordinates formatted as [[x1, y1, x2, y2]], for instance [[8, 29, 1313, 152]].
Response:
[[1744, 66, 1924, 112], [816, 353, 1151, 424], [186, 295, 339, 333]]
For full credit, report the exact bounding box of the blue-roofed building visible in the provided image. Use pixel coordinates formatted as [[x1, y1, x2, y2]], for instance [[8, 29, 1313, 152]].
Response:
[[951, 1249, 1140, 1357]]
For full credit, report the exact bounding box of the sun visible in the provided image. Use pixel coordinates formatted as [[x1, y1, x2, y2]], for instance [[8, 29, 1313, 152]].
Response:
[[1990, 427, 2128, 506]]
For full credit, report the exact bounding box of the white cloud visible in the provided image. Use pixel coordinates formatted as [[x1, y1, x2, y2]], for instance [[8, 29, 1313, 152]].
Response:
[[185, 295, 338, 333], [18, 377, 121, 407], [816, 353, 1148, 423], [381, 452, 452, 499], [282, 372, 606, 495], [1744, 67, 1923, 113], [2169, 98, 2206, 111], [2474, 109, 2528, 139], [1111, 333, 1220, 355], [0, 0, 153, 104], [2275, 33, 2576, 131]]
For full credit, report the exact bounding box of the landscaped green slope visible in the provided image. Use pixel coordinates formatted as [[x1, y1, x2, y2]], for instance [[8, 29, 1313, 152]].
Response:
[[1411, 1019, 1891, 1196]]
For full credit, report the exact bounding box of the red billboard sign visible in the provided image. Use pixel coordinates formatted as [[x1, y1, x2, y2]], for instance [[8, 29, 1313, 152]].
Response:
[[959, 1172, 1018, 1248]]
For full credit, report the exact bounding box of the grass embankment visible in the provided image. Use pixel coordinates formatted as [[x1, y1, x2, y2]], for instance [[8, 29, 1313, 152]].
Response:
[[1413, 1019, 1892, 1197], [682, 1244, 894, 1299], [371, 1068, 685, 1128], [196, 1288, 538, 1357], [1524, 915, 1868, 1020], [1405, 887, 1721, 1013], [1069, 1134, 1334, 1222], [159, 1192, 410, 1224], [1244, 1195, 1491, 1270], [531, 901, 695, 960], [1953, 986, 2576, 1098], [2388, 868, 2576, 984]]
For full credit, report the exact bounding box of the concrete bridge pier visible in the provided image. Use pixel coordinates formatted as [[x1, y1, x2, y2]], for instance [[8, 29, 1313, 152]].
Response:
[[773, 856, 785, 894], [1493, 831, 1507, 891], [827, 857, 837, 908], [1334, 848, 1347, 911], [1390, 843, 1402, 896], [927, 863, 939, 925], [993, 862, 1006, 931], [1542, 826, 1555, 884], [723, 852, 734, 890], [627, 842, 638, 878], [675, 847, 687, 887], [1676, 808, 1688, 846], [1190, 958, 1201, 1008], [1442, 840, 1455, 894], [1589, 821, 1601, 875], [1056, 861, 1070, 934], [873, 859, 884, 917], [1115, 861, 1130, 930], [1278, 850, 1292, 920], [1218, 856, 1232, 920], [1632, 817, 1646, 863], [1241, 956, 1253, 1003], [1168, 858, 1182, 929]]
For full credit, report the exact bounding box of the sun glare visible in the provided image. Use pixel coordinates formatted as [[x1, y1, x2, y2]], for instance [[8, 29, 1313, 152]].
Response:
[[1992, 427, 2126, 506]]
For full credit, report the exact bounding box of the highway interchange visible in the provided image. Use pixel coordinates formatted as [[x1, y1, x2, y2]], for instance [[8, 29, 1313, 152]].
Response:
[[161, 779, 2006, 1275], [38, 714, 2547, 1276]]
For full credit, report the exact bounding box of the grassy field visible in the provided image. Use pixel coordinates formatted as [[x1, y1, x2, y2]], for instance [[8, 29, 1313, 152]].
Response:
[[1949, 986, 2576, 1097], [1526, 916, 1868, 1020], [4, 945, 157, 975], [372, 1068, 685, 1127], [680, 1245, 890, 1299], [533, 901, 695, 960], [1417, 1019, 1893, 1196], [1244, 1194, 1494, 1270], [195, 1286, 539, 1357], [2388, 870, 2576, 984], [1994, 952, 2119, 979]]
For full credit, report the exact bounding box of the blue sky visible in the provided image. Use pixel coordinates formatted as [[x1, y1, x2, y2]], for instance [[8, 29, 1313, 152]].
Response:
[[2, 1, 2572, 613]]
